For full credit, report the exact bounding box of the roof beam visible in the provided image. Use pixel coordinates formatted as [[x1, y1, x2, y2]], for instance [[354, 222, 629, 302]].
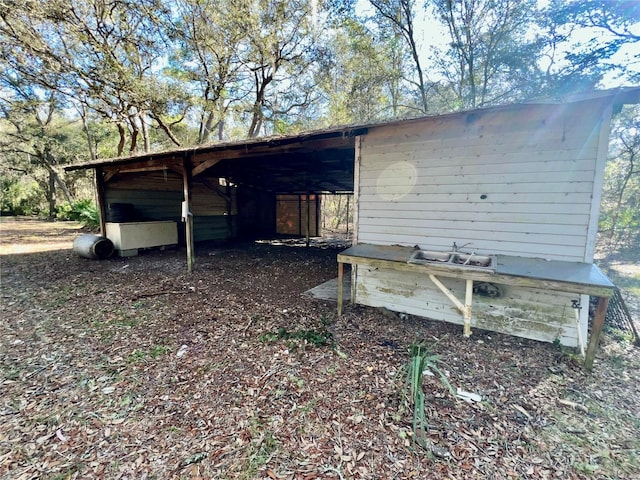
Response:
[[192, 158, 223, 177]]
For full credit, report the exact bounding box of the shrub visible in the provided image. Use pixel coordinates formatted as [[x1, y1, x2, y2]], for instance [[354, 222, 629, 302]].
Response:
[[57, 199, 100, 229]]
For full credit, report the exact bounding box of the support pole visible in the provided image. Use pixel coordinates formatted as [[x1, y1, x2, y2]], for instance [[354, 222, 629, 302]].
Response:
[[95, 167, 107, 236], [346, 195, 350, 236], [337, 261, 344, 316], [183, 155, 195, 273], [584, 296, 610, 370], [306, 193, 311, 247]]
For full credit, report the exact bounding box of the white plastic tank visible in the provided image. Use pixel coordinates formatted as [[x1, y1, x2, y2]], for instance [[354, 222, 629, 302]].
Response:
[[73, 234, 114, 260]]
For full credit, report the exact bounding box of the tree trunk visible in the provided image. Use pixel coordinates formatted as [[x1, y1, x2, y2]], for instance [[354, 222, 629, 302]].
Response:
[[40, 146, 74, 206], [117, 123, 126, 157], [151, 113, 182, 147], [48, 171, 56, 219], [141, 112, 151, 152], [78, 103, 97, 161]]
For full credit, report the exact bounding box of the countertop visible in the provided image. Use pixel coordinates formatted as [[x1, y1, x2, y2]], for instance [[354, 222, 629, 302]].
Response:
[[337, 243, 614, 297]]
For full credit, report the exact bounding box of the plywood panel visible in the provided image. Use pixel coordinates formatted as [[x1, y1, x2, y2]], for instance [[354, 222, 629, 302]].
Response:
[[276, 195, 319, 236], [356, 266, 580, 346]]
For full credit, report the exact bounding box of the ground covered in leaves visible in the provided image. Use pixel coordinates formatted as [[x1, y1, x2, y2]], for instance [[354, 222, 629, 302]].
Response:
[[1, 218, 639, 479]]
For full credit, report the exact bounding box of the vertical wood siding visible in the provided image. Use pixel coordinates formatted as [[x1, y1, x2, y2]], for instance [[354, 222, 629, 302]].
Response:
[[276, 195, 319, 236]]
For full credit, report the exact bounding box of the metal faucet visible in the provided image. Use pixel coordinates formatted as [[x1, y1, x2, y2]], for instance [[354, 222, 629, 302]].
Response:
[[452, 241, 472, 252]]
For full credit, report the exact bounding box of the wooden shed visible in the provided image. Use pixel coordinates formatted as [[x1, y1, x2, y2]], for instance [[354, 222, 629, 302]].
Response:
[[67, 88, 640, 368]]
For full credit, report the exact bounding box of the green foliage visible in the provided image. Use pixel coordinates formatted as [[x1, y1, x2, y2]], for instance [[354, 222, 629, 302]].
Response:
[[321, 194, 352, 233], [541, 0, 640, 89], [259, 326, 334, 349], [127, 345, 171, 364], [0, 176, 44, 216], [599, 105, 640, 253], [429, 0, 541, 110], [56, 199, 100, 229], [401, 341, 453, 448]]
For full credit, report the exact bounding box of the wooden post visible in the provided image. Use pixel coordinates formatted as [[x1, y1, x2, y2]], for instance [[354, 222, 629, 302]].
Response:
[[183, 155, 195, 273], [316, 194, 321, 235], [337, 261, 344, 316], [346, 195, 350, 236], [95, 167, 107, 236], [464, 279, 473, 337], [298, 195, 302, 236], [306, 194, 311, 247], [584, 296, 610, 370]]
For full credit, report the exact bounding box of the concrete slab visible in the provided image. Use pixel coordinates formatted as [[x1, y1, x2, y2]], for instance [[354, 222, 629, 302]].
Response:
[[304, 276, 351, 302]]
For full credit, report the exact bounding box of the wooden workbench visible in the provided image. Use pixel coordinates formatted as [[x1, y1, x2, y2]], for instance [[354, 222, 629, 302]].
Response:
[[337, 244, 614, 370]]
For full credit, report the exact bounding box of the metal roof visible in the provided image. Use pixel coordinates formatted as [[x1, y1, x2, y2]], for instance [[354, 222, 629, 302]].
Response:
[[65, 87, 640, 194]]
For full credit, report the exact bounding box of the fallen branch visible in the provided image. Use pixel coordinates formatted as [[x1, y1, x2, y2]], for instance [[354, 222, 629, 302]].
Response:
[[242, 316, 255, 336], [557, 398, 589, 413]]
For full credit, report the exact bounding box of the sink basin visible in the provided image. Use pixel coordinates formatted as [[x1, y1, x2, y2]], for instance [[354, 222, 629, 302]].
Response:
[[451, 253, 494, 268], [408, 250, 451, 264], [408, 249, 496, 271]]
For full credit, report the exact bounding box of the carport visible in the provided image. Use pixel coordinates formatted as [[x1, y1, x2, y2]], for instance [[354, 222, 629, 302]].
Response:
[[66, 126, 367, 270]]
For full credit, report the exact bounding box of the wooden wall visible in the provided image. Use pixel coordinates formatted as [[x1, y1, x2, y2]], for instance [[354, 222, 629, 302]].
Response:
[[357, 99, 611, 262], [353, 98, 613, 347], [355, 267, 587, 346], [104, 171, 237, 243]]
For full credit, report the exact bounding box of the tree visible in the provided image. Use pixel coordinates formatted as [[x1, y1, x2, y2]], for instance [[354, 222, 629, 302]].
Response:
[[599, 105, 640, 252], [318, 18, 404, 123], [169, 0, 246, 144], [239, 0, 320, 138], [0, 0, 184, 155], [0, 85, 77, 218], [539, 0, 640, 95], [369, 0, 431, 113], [428, 0, 541, 110]]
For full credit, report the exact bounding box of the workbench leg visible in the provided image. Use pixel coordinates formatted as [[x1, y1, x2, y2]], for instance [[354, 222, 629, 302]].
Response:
[[584, 296, 609, 371], [337, 262, 344, 316], [463, 279, 473, 337]]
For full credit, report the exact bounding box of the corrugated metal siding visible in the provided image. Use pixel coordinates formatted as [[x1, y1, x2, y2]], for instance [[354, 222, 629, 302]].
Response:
[[357, 101, 607, 262], [356, 266, 581, 346], [107, 171, 183, 191], [191, 182, 238, 216]]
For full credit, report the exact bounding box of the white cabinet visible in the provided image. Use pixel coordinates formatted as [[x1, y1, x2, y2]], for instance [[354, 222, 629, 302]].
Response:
[[106, 221, 178, 256]]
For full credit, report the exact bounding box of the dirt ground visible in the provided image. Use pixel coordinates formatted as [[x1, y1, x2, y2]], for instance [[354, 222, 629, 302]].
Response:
[[1, 217, 639, 479]]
